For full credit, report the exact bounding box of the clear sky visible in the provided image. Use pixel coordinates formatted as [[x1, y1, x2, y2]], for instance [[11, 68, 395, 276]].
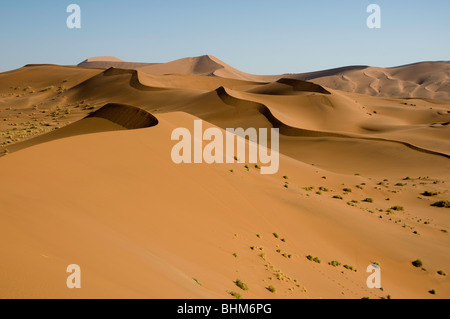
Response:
[[1, 0, 449, 74]]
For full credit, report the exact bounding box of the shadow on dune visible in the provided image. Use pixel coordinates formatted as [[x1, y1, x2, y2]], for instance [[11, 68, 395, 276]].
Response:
[[214, 87, 450, 160]]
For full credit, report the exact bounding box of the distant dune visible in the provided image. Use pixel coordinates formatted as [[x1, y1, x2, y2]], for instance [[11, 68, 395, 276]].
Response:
[[77, 56, 450, 101], [0, 57, 449, 299]]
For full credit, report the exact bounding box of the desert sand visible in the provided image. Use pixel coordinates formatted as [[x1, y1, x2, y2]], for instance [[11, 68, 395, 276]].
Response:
[[0, 56, 449, 299]]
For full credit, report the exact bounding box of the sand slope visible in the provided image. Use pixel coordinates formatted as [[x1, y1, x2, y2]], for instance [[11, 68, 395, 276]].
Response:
[[0, 59, 449, 299]]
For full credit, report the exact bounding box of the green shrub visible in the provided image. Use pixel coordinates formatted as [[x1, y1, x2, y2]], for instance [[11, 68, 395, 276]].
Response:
[[234, 279, 249, 291], [343, 264, 354, 271], [267, 285, 276, 293], [227, 291, 242, 299], [192, 277, 202, 286], [328, 260, 341, 267]]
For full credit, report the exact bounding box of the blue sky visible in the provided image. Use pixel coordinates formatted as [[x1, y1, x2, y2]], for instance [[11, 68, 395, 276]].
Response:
[[0, 0, 449, 74]]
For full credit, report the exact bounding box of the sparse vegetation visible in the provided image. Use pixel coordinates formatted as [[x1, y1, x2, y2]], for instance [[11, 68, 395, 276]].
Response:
[[227, 291, 242, 299], [234, 279, 249, 291], [306, 255, 321, 263], [390, 206, 404, 211], [421, 191, 438, 197], [412, 259, 423, 268], [343, 188, 352, 193], [437, 270, 447, 276], [266, 285, 276, 293], [329, 260, 341, 267], [273, 232, 279, 239], [363, 198, 374, 203], [429, 289, 436, 295], [343, 264, 355, 271], [431, 200, 450, 208], [333, 195, 343, 200], [192, 277, 202, 286]]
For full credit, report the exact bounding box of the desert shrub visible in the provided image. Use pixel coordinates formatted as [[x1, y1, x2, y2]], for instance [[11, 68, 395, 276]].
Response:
[[273, 233, 279, 239], [329, 260, 341, 267], [227, 291, 242, 299], [363, 198, 374, 203], [429, 289, 436, 295], [431, 200, 450, 208], [390, 206, 404, 211], [412, 259, 423, 268], [267, 285, 276, 293], [333, 195, 343, 200], [319, 187, 329, 192], [421, 191, 438, 197], [343, 264, 354, 271], [437, 270, 447, 276], [235, 279, 249, 291], [192, 277, 202, 286], [343, 188, 352, 193]]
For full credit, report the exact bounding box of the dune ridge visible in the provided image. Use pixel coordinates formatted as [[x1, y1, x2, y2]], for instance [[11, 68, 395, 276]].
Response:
[[0, 58, 449, 299]]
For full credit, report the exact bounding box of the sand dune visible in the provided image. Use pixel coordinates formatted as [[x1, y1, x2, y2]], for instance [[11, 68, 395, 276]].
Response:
[[0, 58, 449, 299], [77, 56, 450, 101]]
